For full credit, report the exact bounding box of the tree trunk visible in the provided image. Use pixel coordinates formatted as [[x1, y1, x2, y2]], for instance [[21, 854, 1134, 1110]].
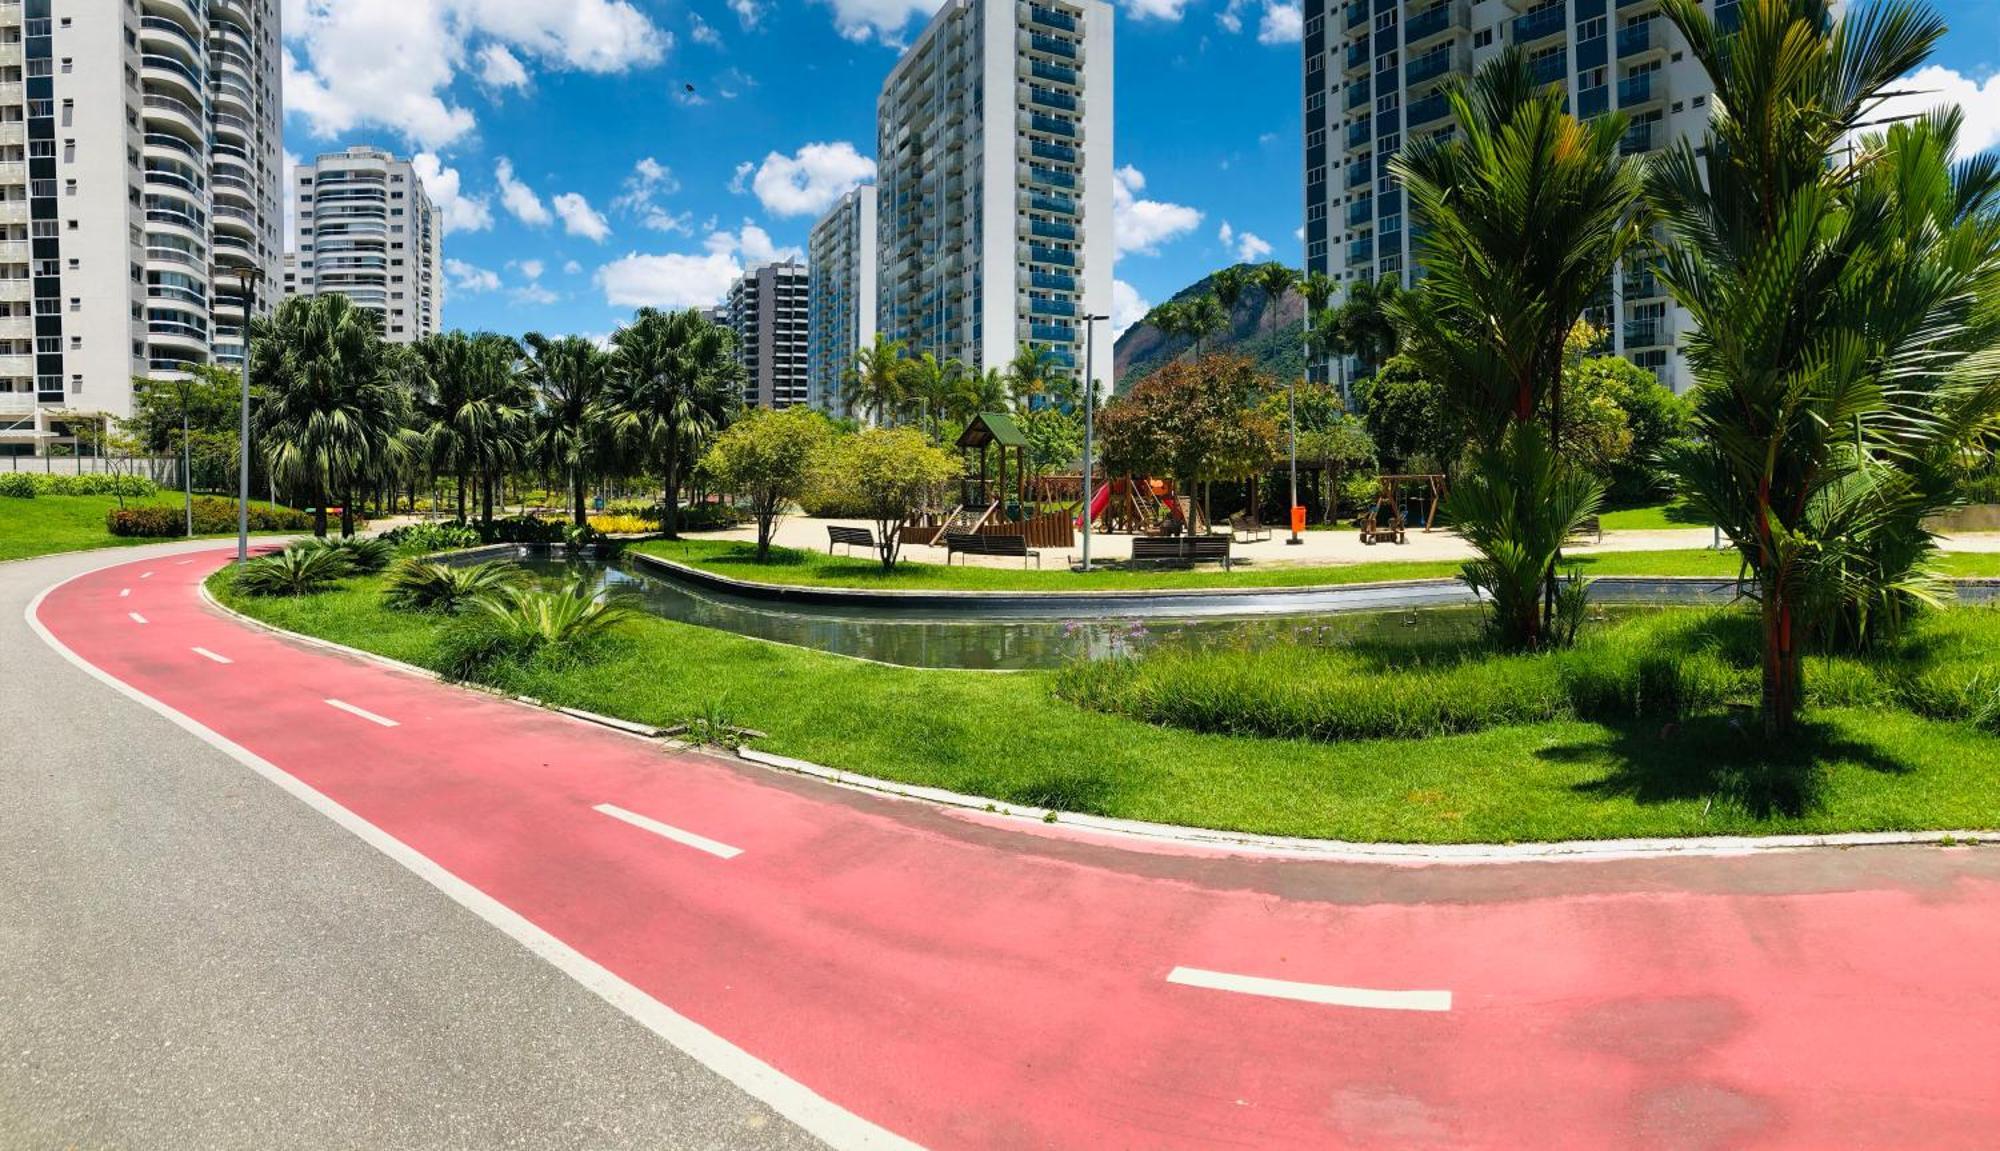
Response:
[[456, 472, 467, 523], [662, 442, 682, 537], [1761, 594, 1801, 737], [313, 501, 328, 540], [572, 465, 588, 528], [340, 490, 354, 539], [480, 470, 494, 526]]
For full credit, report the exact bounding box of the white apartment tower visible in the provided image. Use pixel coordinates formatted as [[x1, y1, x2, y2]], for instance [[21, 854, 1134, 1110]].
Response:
[[292, 147, 441, 344], [0, 0, 284, 455], [806, 184, 876, 413], [875, 0, 1113, 398], [1302, 0, 1739, 391], [720, 260, 811, 410]]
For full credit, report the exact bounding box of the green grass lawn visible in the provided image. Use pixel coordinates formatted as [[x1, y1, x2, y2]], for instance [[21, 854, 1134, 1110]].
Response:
[[1599, 501, 1711, 531], [0, 492, 298, 563], [215, 567, 2000, 844]]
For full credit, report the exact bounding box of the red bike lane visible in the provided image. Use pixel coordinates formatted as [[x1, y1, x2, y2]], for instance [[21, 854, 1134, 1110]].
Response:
[[30, 549, 2000, 1149]]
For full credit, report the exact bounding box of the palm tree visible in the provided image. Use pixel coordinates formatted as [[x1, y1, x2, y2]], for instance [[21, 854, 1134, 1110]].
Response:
[[844, 333, 906, 426], [1645, 0, 1961, 732], [1006, 343, 1061, 409], [1389, 46, 1649, 650], [1325, 275, 1403, 379], [523, 332, 609, 527], [1144, 300, 1191, 362], [601, 307, 742, 537], [411, 332, 529, 526], [1209, 265, 1249, 337], [250, 294, 403, 539], [1250, 262, 1298, 341], [900, 351, 966, 441], [958, 367, 1010, 421], [1299, 270, 1338, 389], [1185, 294, 1229, 356]]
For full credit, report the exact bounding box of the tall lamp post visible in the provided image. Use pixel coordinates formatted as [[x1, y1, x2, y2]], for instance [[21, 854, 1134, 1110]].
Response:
[[214, 263, 263, 563], [178, 378, 193, 537], [1078, 313, 1108, 571]]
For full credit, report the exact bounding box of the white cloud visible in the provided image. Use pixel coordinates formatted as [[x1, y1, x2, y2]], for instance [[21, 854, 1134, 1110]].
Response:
[[1868, 66, 2000, 158], [1112, 279, 1151, 341], [613, 157, 690, 232], [689, 13, 722, 46], [283, 0, 669, 150], [513, 258, 545, 279], [412, 151, 494, 233], [598, 251, 742, 309], [1122, 0, 1194, 19], [728, 161, 755, 194], [563, 259, 582, 275], [477, 43, 529, 89], [1258, 1, 1302, 44], [729, 0, 764, 28], [553, 192, 611, 241], [495, 157, 551, 226], [813, 0, 933, 42], [513, 283, 561, 305], [705, 219, 803, 266], [1112, 165, 1202, 257], [747, 141, 876, 217], [1218, 222, 1273, 263], [446, 258, 502, 292]]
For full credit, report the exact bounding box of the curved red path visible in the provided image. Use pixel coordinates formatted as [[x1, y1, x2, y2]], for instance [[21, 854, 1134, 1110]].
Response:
[[33, 550, 2000, 1149]]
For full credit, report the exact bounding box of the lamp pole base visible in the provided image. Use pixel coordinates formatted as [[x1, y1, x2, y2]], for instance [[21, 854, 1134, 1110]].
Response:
[[1285, 536, 1304, 546]]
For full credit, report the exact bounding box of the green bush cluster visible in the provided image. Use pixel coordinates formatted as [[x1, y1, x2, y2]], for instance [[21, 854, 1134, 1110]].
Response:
[[0, 472, 160, 499], [106, 497, 313, 537], [1055, 607, 2000, 743], [380, 521, 483, 554]]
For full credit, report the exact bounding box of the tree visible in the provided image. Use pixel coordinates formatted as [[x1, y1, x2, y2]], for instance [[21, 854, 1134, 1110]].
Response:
[[1006, 344, 1061, 409], [1143, 301, 1192, 362], [1323, 275, 1403, 377], [1390, 46, 1649, 649], [1353, 355, 1461, 473], [1250, 263, 1298, 341], [523, 332, 609, 527], [900, 351, 966, 442], [1097, 354, 1281, 525], [411, 332, 528, 526], [128, 365, 243, 494], [250, 294, 402, 538], [813, 427, 960, 570], [701, 406, 836, 561], [1209, 265, 1249, 331], [602, 307, 743, 538], [1645, 0, 1977, 731], [958, 368, 1011, 422], [844, 333, 907, 425], [1565, 354, 1690, 504], [1184, 295, 1229, 356]]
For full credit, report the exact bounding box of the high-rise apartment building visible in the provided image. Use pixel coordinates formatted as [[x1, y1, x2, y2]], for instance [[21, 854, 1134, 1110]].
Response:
[[1302, 0, 1736, 391], [0, 0, 284, 455], [807, 185, 877, 414], [719, 260, 811, 410], [875, 0, 1113, 399], [291, 147, 441, 344]]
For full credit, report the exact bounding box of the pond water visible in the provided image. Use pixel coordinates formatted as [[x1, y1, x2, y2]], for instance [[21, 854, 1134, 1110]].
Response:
[[512, 555, 1502, 671]]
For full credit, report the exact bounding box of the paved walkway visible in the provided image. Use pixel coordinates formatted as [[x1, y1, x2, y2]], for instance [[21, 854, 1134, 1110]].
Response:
[[12, 544, 2000, 1147]]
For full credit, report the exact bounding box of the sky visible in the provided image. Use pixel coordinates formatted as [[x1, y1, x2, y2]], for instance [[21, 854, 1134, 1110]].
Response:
[[279, 0, 2000, 345]]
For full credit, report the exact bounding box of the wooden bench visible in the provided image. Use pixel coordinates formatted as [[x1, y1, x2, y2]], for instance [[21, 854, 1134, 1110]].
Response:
[[1228, 513, 1271, 544], [1130, 534, 1233, 570], [827, 525, 876, 556], [944, 531, 1041, 568], [1361, 505, 1407, 546], [1571, 515, 1604, 545]]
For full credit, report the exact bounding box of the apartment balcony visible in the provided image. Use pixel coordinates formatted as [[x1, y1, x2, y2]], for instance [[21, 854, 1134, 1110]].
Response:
[[1406, 46, 1459, 87], [0, 353, 30, 377], [1624, 318, 1669, 347], [1028, 218, 1076, 242], [1030, 86, 1078, 113], [1031, 270, 1076, 292], [1346, 118, 1371, 148], [1030, 322, 1075, 342], [1028, 113, 1077, 139], [0, 202, 31, 226], [1030, 297, 1076, 319], [1344, 78, 1371, 111], [1618, 70, 1662, 107], [1531, 50, 1568, 86], [0, 41, 20, 68], [1407, 91, 1452, 127], [0, 84, 18, 110], [1344, 1, 1368, 31], [1030, 59, 1078, 87], [141, 53, 205, 104], [1030, 166, 1076, 190], [1346, 198, 1373, 228], [0, 161, 25, 185], [1620, 122, 1657, 154], [1618, 20, 1663, 59], [1513, 3, 1566, 43], [1616, 0, 1661, 8], [1577, 85, 1611, 119], [0, 240, 26, 262], [0, 280, 30, 302], [139, 14, 204, 57], [1623, 270, 1663, 299], [1028, 190, 1076, 216], [1029, 5, 1077, 34], [1027, 34, 1077, 62], [142, 93, 206, 141], [1348, 237, 1374, 262], [1344, 39, 1368, 73], [1406, 2, 1467, 50], [1027, 245, 1076, 268]]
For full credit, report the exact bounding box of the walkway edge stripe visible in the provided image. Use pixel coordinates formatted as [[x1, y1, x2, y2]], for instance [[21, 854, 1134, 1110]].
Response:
[[325, 698, 399, 727], [24, 558, 924, 1151], [192, 646, 232, 665], [195, 555, 2000, 867], [1166, 967, 1452, 1013], [594, 803, 743, 860]]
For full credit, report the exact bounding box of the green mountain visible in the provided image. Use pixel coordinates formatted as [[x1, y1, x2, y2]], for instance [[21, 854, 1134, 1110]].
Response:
[[1112, 265, 1308, 393]]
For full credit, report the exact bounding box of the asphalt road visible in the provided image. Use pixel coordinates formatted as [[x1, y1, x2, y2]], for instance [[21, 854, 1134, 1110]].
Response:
[[0, 541, 819, 1150]]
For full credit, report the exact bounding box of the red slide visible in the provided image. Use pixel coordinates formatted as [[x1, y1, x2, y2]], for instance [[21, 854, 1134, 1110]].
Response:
[[1087, 481, 1112, 523]]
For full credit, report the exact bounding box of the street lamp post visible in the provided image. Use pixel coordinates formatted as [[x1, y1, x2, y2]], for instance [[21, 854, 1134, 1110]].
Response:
[[1079, 313, 1108, 572], [215, 263, 263, 563], [179, 380, 193, 538]]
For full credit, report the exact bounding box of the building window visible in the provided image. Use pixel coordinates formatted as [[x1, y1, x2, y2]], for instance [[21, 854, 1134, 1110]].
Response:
[[1473, 28, 1494, 48]]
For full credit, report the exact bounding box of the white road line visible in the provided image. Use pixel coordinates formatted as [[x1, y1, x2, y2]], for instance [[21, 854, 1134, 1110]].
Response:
[[26, 567, 918, 1151], [595, 803, 743, 860], [192, 647, 233, 665], [128, 612, 149, 625], [140, 571, 153, 579], [119, 588, 130, 597], [1166, 967, 1452, 1013], [175, 559, 192, 565], [324, 698, 399, 727]]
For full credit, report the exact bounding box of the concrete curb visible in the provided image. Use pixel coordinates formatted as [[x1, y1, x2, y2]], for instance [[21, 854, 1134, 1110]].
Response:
[[195, 556, 2000, 868]]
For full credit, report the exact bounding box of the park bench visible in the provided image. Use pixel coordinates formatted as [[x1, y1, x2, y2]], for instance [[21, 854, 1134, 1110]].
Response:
[[1130, 534, 1233, 570], [1228, 513, 1271, 544], [1571, 515, 1604, 545], [827, 525, 877, 556], [944, 531, 1042, 568], [1361, 504, 1407, 545]]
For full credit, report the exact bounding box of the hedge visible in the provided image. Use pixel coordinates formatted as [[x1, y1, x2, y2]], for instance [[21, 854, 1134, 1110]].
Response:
[[0, 472, 160, 499], [106, 497, 314, 538]]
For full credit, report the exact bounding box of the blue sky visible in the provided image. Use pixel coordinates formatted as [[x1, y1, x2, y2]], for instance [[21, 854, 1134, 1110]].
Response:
[[280, 0, 2000, 343]]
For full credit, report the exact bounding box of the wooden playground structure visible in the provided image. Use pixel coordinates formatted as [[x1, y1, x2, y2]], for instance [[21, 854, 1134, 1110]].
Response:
[[1361, 474, 1447, 545], [910, 413, 1077, 550]]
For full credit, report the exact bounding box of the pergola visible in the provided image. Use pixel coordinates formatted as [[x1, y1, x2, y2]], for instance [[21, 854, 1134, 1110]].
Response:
[[956, 412, 1031, 518]]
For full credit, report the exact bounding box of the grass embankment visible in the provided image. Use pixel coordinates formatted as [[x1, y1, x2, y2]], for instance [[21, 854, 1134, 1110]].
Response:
[[0, 492, 297, 563], [635, 537, 2000, 593], [214, 565, 2000, 844]]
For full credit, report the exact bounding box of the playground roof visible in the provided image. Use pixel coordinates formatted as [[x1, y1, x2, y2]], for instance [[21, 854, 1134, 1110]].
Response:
[[957, 411, 1028, 450]]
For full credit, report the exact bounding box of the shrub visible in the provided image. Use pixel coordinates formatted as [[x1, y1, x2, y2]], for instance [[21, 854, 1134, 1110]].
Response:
[[232, 544, 352, 597], [380, 521, 482, 554], [584, 513, 657, 535], [437, 576, 634, 680], [106, 496, 313, 537], [381, 558, 520, 613], [0, 472, 160, 499], [473, 516, 565, 545], [300, 534, 394, 573]]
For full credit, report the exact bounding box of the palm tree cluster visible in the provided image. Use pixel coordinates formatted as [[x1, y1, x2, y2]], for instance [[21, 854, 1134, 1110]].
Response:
[[839, 334, 1073, 430], [249, 296, 744, 540]]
